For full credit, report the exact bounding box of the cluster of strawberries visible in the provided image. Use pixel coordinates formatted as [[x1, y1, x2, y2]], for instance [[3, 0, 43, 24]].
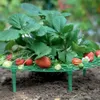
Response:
[[3, 50, 100, 70], [72, 50, 100, 66], [6, 54, 33, 66], [6, 55, 51, 68]]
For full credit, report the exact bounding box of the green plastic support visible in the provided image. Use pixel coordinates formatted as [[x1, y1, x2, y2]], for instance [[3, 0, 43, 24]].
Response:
[[11, 66, 17, 92], [1, 57, 100, 92], [83, 69, 86, 76], [67, 71, 73, 92]]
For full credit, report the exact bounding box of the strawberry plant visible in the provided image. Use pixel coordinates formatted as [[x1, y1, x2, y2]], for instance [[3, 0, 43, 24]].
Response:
[[0, 3, 99, 68]]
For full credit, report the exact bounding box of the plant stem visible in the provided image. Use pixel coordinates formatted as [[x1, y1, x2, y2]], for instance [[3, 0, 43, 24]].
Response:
[[64, 38, 67, 63], [23, 53, 35, 65]]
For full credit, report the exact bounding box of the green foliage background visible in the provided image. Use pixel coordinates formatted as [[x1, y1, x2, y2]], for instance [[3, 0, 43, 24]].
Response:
[[0, 0, 100, 42]]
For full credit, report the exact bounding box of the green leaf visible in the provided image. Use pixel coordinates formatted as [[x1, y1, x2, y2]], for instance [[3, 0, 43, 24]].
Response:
[[66, 51, 78, 63], [52, 16, 67, 32], [0, 22, 5, 31], [0, 29, 20, 41], [46, 26, 56, 33], [21, 21, 40, 34], [37, 26, 56, 36], [5, 41, 15, 50], [9, 13, 31, 29], [45, 13, 54, 27], [0, 42, 6, 54], [62, 12, 71, 17], [21, 3, 41, 15], [58, 51, 66, 62], [58, 50, 78, 63], [36, 26, 47, 36], [50, 35, 64, 48], [63, 24, 73, 33], [43, 10, 61, 17], [44, 11, 63, 27], [66, 29, 78, 47], [72, 42, 91, 54], [50, 46, 57, 56], [9, 13, 41, 34], [82, 40, 100, 50], [28, 41, 51, 59], [70, 29, 79, 42]]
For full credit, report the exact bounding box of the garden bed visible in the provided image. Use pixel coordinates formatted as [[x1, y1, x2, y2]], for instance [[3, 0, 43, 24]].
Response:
[[0, 67, 100, 100]]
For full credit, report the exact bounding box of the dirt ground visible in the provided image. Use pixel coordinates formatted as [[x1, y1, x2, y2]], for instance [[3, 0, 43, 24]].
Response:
[[0, 67, 100, 100]]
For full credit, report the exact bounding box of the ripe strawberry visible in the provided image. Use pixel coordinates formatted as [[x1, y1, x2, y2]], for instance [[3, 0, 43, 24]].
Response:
[[25, 59, 33, 66], [35, 56, 51, 68], [72, 58, 82, 65], [6, 54, 12, 61], [15, 59, 25, 65], [84, 52, 94, 62], [95, 50, 100, 57]]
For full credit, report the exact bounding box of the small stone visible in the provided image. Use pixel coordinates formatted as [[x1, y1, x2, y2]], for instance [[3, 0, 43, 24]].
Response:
[[54, 98, 61, 100], [84, 96, 91, 100], [0, 76, 6, 83], [95, 74, 100, 80]]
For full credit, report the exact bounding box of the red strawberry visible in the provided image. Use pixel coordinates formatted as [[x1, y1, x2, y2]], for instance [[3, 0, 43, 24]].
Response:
[[72, 58, 82, 65], [15, 59, 25, 65], [6, 54, 12, 60], [25, 59, 33, 66], [95, 50, 100, 57], [84, 52, 94, 62], [35, 56, 51, 68]]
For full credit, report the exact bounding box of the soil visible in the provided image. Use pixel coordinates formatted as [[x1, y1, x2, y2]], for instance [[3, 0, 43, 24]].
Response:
[[0, 67, 100, 100]]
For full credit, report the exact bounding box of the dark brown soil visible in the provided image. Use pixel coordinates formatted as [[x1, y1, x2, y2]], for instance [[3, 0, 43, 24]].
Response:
[[0, 67, 100, 100]]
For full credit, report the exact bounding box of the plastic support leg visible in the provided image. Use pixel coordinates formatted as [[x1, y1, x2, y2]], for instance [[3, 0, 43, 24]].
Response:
[[67, 71, 73, 92], [83, 69, 86, 76], [12, 67, 17, 92]]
